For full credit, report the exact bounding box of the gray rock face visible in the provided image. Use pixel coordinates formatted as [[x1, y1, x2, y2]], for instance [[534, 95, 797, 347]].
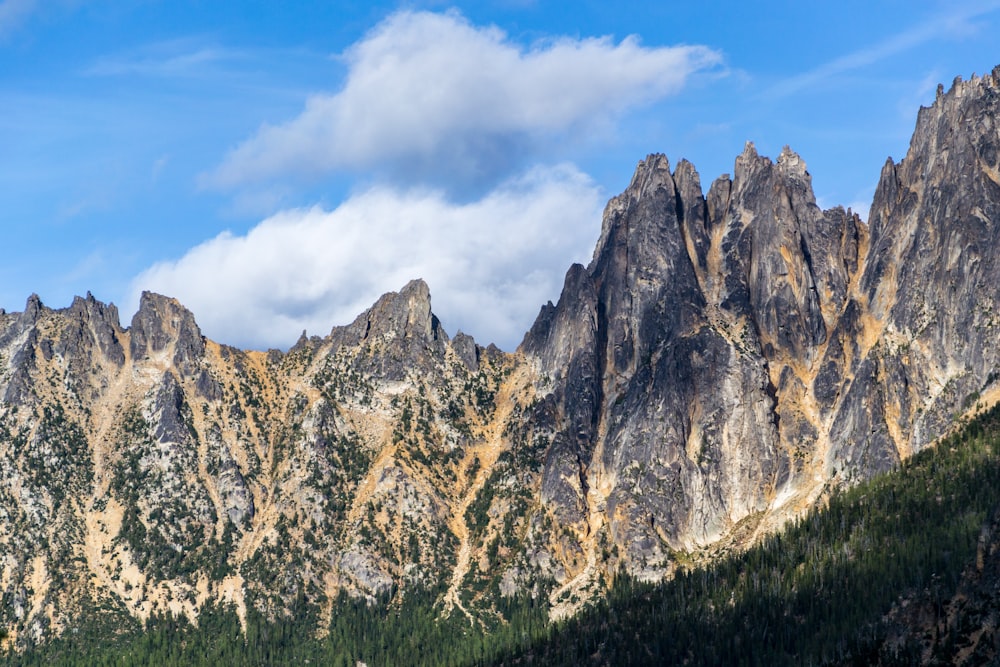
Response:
[[0, 296, 45, 406], [523, 151, 794, 554], [523, 263, 599, 529], [130, 291, 205, 376], [206, 423, 254, 526], [450, 331, 480, 372], [327, 278, 448, 381]]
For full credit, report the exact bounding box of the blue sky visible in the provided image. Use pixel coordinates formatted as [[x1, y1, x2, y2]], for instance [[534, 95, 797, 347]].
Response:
[[2, 0, 999, 350]]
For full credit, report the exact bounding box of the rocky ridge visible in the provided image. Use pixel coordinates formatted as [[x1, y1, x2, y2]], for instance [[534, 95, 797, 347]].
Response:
[[2, 67, 1000, 647]]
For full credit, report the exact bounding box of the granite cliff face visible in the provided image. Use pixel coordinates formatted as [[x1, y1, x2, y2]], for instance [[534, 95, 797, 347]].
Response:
[[2, 67, 1000, 646], [519, 144, 865, 604]]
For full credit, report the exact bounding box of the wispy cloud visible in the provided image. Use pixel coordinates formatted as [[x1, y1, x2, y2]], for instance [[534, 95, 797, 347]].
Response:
[[150, 155, 170, 183], [60, 249, 107, 285], [84, 39, 241, 78], [0, 0, 37, 38], [203, 9, 722, 196], [132, 164, 603, 351], [767, 1, 1000, 98]]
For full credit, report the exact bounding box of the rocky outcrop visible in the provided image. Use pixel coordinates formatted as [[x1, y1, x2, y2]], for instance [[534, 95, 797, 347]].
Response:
[[326, 278, 448, 381]]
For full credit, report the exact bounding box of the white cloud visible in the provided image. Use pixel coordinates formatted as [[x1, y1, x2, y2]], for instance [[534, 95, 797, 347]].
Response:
[[130, 164, 603, 351], [135, 10, 721, 351], [204, 9, 721, 194]]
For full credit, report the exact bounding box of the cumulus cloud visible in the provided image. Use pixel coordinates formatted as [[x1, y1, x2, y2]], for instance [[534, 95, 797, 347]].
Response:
[[204, 9, 721, 194], [143, 10, 720, 350], [130, 164, 603, 351]]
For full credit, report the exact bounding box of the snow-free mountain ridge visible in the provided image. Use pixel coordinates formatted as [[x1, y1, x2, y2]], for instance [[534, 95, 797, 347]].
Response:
[[2, 66, 1000, 647]]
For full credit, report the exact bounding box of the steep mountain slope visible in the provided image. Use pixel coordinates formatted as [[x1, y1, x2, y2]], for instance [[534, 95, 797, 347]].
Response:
[[11, 395, 1000, 666], [1, 66, 999, 650], [0, 283, 529, 646]]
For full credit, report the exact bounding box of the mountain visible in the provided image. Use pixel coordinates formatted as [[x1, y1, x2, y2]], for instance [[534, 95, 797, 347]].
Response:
[[515, 65, 1000, 610], [2, 65, 1000, 653]]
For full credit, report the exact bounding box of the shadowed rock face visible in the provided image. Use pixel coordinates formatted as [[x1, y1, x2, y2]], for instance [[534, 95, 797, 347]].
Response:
[[2, 66, 1000, 648]]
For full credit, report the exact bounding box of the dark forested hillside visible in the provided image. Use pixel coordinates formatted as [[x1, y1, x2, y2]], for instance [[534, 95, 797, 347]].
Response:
[[6, 404, 1000, 666]]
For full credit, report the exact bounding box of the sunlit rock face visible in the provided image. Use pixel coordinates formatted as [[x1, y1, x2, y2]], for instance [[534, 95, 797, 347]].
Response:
[[2, 66, 1000, 648]]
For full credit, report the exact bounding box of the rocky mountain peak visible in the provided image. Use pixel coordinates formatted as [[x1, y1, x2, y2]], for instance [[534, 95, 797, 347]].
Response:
[[67, 291, 117, 320], [898, 65, 1000, 189], [733, 140, 766, 180], [520, 263, 597, 381], [23, 293, 44, 321], [590, 153, 676, 269], [0, 295, 44, 351], [129, 291, 205, 375], [522, 131, 874, 573], [327, 278, 449, 380], [379, 278, 440, 343], [588, 152, 706, 347], [824, 62, 1000, 474], [777, 144, 807, 173], [332, 278, 442, 345], [55, 292, 126, 368]]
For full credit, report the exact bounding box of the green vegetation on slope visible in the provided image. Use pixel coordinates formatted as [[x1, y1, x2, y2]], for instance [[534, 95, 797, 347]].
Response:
[[1, 585, 549, 667], [6, 404, 1000, 666]]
